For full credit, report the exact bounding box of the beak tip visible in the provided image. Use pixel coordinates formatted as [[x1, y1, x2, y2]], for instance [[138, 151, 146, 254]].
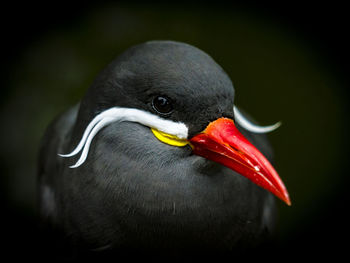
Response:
[[284, 198, 292, 206], [278, 191, 292, 206], [286, 196, 292, 206]]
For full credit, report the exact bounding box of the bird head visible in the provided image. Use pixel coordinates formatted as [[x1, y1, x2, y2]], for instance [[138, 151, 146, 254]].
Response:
[[61, 41, 290, 213]]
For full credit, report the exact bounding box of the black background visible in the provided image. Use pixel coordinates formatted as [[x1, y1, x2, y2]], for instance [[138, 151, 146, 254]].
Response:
[[1, 0, 349, 260]]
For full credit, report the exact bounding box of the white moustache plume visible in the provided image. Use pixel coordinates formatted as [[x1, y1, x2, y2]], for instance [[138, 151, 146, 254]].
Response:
[[59, 107, 188, 168], [233, 106, 281, 133]]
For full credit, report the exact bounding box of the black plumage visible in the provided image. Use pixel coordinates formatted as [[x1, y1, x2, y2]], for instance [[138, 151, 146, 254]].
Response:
[[38, 41, 277, 255]]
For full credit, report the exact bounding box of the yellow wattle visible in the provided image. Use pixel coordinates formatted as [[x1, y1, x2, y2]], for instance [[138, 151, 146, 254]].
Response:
[[151, 128, 189, 147]]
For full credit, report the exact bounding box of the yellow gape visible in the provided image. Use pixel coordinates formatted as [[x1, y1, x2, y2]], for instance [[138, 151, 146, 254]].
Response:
[[151, 128, 189, 147]]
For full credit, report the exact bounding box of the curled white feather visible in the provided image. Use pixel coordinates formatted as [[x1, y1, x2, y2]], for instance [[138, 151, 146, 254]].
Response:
[[69, 117, 115, 168], [58, 110, 108, 158], [58, 107, 188, 168], [233, 106, 281, 133]]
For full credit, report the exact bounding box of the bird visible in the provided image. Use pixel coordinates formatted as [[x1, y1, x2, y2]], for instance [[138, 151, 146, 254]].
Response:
[[37, 40, 290, 256]]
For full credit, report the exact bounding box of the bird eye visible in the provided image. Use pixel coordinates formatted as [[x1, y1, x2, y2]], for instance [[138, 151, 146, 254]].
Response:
[[152, 95, 173, 115]]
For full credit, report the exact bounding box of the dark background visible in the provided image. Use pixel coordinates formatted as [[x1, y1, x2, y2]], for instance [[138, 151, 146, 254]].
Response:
[[1, 0, 349, 260]]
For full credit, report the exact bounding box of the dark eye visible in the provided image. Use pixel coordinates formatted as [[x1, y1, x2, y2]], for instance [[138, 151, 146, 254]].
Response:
[[152, 95, 173, 115]]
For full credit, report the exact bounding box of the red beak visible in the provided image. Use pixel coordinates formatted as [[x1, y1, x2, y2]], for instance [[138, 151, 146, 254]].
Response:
[[189, 118, 291, 206]]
